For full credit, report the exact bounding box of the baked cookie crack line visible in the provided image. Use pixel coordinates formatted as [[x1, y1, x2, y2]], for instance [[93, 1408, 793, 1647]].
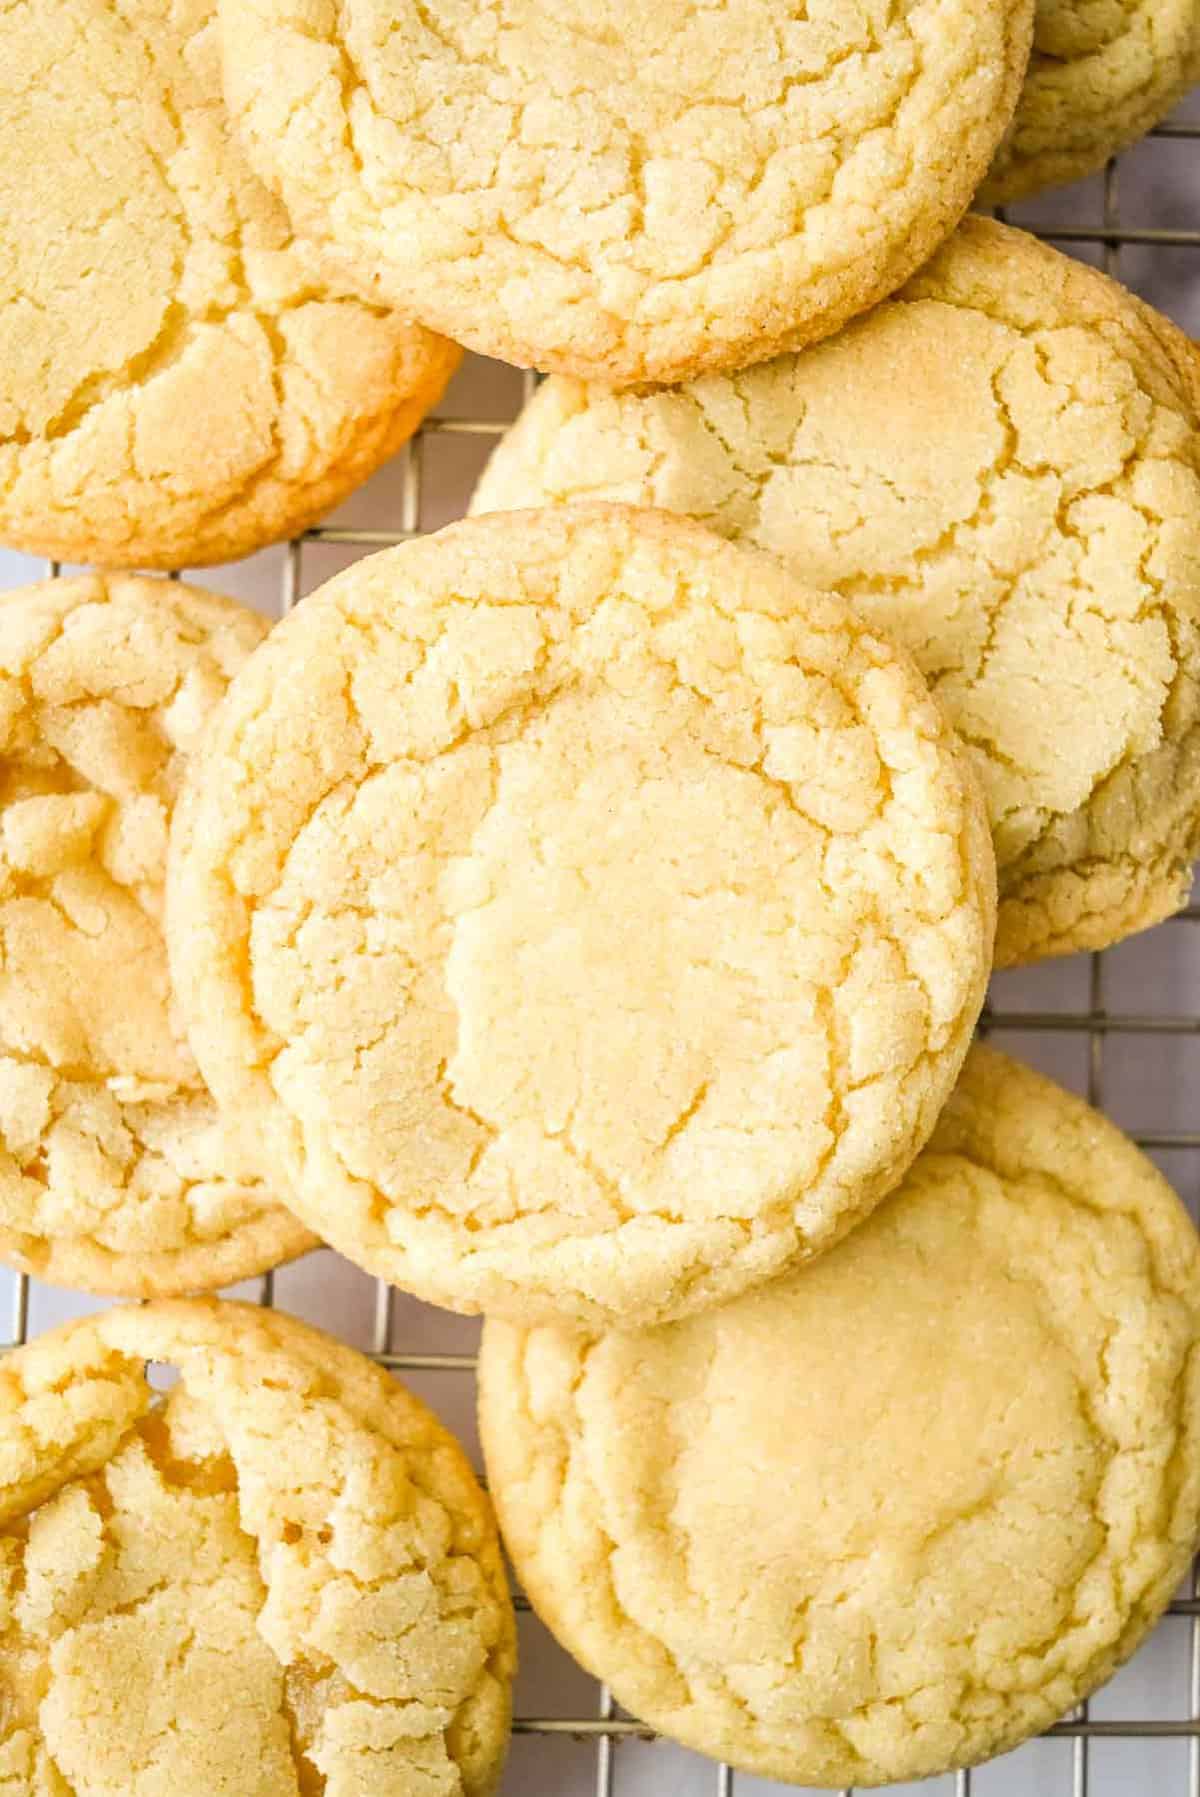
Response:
[[792, 321, 1182, 831]]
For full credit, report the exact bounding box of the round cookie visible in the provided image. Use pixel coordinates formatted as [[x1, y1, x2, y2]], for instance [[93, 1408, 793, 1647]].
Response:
[[474, 217, 1200, 967], [981, 0, 1200, 204], [168, 506, 995, 1329], [0, 0, 459, 570], [0, 1298, 515, 1795], [479, 1045, 1200, 1787], [0, 574, 317, 1294], [219, 0, 1034, 387]]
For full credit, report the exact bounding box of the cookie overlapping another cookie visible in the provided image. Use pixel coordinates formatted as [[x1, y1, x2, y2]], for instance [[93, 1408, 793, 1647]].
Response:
[[480, 1046, 1200, 1786], [982, 0, 1200, 202], [1, 6, 1199, 1786], [166, 506, 995, 1328], [218, 0, 1034, 386], [475, 218, 1200, 966]]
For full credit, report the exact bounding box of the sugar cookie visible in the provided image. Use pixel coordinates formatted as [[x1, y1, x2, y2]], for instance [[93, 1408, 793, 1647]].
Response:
[[479, 1045, 1200, 1787], [0, 0, 459, 570], [982, 0, 1200, 203], [168, 506, 994, 1328], [219, 0, 1033, 386], [0, 574, 317, 1294], [475, 218, 1200, 965], [0, 1298, 514, 1795]]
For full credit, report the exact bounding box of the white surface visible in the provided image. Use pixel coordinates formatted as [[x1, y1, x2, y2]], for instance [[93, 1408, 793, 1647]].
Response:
[[3, 105, 1200, 1795]]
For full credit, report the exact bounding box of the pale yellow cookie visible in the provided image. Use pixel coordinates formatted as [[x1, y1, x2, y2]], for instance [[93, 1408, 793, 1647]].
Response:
[[981, 0, 1200, 204], [0, 574, 317, 1295], [479, 1044, 1200, 1787], [0, 0, 460, 570], [167, 506, 994, 1329], [218, 0, 1033, 388], [0, 1298, 515, 1796], [475, 217, 1200, 966]]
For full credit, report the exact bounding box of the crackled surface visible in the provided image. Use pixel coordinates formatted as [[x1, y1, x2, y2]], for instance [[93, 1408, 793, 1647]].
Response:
[[167, 507, 993, 1327], [479, 1045, 1200, 1786], [0, 0, 459, 569], [220, 0, 1032, 386], [0, 1299, 514, 1796], [474, 219, 1200, 965], [0, 575, 317, 1295], [982, 0, 1200, 202]]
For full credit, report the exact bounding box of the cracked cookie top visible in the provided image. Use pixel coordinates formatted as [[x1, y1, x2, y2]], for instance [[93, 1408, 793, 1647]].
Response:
[[0, 0, 459, 570], [479, 1044, 1200, 1786], [167, 506, 994, 1328], [981, 0, 1200, 203], [218, 0, 1033, 386], [474, 218, 1200, 966], [0, 1298, 515, 1796], [0, 574, 317, 1295]]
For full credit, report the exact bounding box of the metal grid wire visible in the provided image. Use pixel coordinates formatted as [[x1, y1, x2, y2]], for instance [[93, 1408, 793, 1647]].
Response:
[[9, 110, 1200, 1797]]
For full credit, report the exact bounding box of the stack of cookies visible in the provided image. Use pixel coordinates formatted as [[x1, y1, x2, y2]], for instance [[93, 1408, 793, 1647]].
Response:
[[2, 1, 1200, 1790]]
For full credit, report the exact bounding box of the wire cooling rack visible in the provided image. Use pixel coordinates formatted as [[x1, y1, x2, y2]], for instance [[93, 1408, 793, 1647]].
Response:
[[3, 92, 1200, 1797]]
